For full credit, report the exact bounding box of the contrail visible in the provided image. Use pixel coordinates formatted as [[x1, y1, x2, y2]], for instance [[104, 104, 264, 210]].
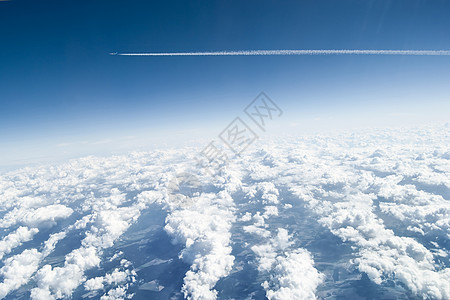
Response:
[[110, 49, 450, 56]]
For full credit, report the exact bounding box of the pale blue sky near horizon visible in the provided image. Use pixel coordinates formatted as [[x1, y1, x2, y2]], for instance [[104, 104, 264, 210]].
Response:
[[1, 0, 449, 168]]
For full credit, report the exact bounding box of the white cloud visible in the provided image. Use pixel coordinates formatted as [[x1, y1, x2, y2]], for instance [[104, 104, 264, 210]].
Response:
[[84, 276, 105, 291], [31, 201, 148, 299], [164, 190, 236, 300], [84, 267, 135, 292], [251, 229, 294, 272], [0, 249, 41, 299], [0, 231, 66, 299], [249, 228, 323, 299], [100, 285, 129, 300], [0, 123, 448, 299], [0, 226, 38, 260], [0, 205, 73, 228], [264, 249, 324, 300], [284, 124, 450, 299]]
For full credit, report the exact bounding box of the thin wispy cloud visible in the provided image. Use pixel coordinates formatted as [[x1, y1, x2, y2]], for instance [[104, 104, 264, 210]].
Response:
[[111, 49, 450, 56]]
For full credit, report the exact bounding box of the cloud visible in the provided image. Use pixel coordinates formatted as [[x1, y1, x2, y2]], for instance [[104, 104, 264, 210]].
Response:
[[99, 285, 129, 300], [84, 267, 135, 292], [0, 152, 168, 299], [0, 249, 41, 298], [283, 124, 450, 299], [251, 229, 294, 272], [0, 226, 38, 260], [164, 190, 236, 300], [264, 249, 324, 300], [31, 202, 149, 299], [0, 231, 66, 299], [249, 228, 323, 299], [0, 204, 73, 228], [0, 123, 448, 299]]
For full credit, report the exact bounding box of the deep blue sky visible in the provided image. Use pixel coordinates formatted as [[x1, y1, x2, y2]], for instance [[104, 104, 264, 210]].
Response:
[[1, 0, 450, 167]]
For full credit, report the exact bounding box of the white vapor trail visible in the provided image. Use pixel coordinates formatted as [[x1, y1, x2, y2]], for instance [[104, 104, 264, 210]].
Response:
[[111, 49, 450, 56]]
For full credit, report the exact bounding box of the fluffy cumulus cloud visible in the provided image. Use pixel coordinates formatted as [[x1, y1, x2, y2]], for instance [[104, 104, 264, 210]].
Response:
[[282, 125, 450, 299], [0, 226, 38, 259], [0, 204, 73, 228], [249, 228, 323, 299], [315, 191, 450, 298], [0, 249, 41, 298], [31, 246, 101, 299], [30, 196, 150, 299], [84, 262, 136, 294], [0, 152, 169, 299], [251, 228, 293, 272], [0, 231, 66, 299], [0, 124, 448, 299], [264, 249, 324, 300], [164, 174, 238, 300]]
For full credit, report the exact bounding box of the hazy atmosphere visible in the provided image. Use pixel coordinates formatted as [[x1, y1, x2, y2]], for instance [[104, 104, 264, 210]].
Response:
[[1, 0, 450, 167]]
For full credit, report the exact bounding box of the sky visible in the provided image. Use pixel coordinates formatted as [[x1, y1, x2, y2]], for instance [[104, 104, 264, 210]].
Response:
[[1, 0, 450, 168]]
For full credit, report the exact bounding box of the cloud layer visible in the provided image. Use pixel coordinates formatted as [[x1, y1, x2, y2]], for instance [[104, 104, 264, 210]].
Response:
[[0, 124, 448, 299]]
